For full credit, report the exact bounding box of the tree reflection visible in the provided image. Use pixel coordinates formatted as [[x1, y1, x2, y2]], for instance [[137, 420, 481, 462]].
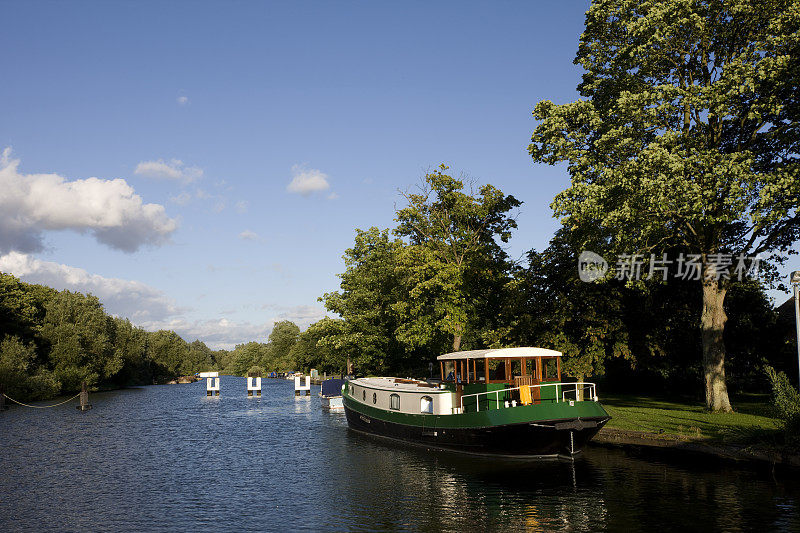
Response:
[[322, 435, 800, 532]]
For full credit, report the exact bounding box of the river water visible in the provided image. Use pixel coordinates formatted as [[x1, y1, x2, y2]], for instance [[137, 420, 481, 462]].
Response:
[[1, 376, 798, 532]]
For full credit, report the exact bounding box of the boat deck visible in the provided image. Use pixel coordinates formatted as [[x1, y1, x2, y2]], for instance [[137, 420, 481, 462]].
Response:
[[353, 377, 447, 393]]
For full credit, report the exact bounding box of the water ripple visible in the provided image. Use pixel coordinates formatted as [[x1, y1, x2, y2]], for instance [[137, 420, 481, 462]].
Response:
[[1, 376, 798, 532]]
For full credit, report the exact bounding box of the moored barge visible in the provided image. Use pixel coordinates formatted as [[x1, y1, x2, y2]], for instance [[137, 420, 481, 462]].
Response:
[[343, 347, 610, 458]]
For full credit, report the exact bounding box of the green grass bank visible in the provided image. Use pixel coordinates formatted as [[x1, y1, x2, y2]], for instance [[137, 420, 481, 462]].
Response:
[[593, 393, 799, 467]]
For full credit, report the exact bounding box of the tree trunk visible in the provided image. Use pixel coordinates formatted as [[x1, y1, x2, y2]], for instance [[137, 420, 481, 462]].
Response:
[[452, 334, 462, 352], [701, 278, 733, 412]]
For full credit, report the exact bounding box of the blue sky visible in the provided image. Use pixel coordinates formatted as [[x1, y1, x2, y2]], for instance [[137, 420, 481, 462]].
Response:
[[1, 1, 794, 348]]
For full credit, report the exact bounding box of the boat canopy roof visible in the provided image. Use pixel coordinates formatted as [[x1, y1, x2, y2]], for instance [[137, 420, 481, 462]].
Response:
[[436, 347, 562, 361]]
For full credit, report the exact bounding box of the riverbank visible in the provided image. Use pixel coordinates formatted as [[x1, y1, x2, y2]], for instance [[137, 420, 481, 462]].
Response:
[[593, 393, 800, 467]]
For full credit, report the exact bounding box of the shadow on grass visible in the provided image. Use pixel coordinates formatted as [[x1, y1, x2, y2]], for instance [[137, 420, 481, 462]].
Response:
[[603, 393, 775, 415], [602, 392, 783, 444], [601, 393, 705, 411]]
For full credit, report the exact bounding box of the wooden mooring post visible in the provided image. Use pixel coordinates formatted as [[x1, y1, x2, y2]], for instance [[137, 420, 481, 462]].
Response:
[[0, 383, 7, 411], [77, 381, 92, 411]]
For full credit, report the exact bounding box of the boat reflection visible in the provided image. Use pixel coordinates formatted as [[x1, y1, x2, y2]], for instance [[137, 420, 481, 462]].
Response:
[[316, 430, 799, 532]]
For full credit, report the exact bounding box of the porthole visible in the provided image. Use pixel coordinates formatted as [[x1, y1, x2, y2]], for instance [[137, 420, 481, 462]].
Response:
[[363, 389, 366, 401], [372, 392, 377, 404], [420, 396, 433, 414], [390, 393, 400, 410]]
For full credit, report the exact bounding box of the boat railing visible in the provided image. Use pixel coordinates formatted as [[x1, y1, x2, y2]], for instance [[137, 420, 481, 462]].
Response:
[[458, 382, 598, 413]]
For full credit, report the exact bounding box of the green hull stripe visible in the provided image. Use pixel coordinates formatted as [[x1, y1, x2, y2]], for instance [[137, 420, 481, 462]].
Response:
[[342, 390, 609, 429]]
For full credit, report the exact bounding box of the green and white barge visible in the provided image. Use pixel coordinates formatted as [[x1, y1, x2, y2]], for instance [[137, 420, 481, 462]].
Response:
[[343, 347, 610, 458]]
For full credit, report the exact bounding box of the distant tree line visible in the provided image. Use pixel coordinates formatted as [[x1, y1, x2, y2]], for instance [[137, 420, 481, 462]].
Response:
[[0, 273, 220, 400], [215, 318, 347, 377], [0, 268, 354, 401]]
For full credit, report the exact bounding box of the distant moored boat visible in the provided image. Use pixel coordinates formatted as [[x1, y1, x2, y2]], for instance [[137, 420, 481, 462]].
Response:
[[320, 378, 346, 410]]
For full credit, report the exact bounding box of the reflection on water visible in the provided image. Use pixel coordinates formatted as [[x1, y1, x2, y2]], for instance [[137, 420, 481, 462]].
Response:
[[1, 376, 798, 532]]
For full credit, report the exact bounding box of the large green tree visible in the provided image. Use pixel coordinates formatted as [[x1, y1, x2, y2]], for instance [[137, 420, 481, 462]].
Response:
[[41, 291, 118, 390], [268, 321, 300, 370], [185, 340, 215, 374], [0, 273, 54, 353], [226, 341, 270, 375], [394, 165, 521, 352], [321, 227, 406, 374], [146, 329, 190, 380], [289, 317, 348, 374], [515, 228, 634, 381], [530, 0, 800, 411], [0, 335, 60, 400], [107, 317, 148, 386]]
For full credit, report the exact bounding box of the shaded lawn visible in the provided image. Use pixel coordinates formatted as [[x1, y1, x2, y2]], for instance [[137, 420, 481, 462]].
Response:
[[601, 393, 782, 443]]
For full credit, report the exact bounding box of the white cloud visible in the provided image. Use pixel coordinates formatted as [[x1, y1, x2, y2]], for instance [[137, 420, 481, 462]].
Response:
[[177, 95, 189, 105], [235, 200, 248, 214], [277, 304, 327, 330], [170, 191, 192, 205], [134, 159, 203, 183], [0, 252, 183, 322], [0, 251, 327, 350], [141, 317, 273, 350], [327, 192, 339, 200], [0, 148, 178, 254], [238, 229, 259, 241], [259, 303, 326, 329], [156, 305, 326, 350], [286, 164, 331, 196]]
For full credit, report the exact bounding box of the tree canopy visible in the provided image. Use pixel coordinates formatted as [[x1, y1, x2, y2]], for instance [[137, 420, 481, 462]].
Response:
[[318, 166, 521, 375], [393, 165, 521, 352], [529, 0, 800, 411], [320, 227, 407, 374]]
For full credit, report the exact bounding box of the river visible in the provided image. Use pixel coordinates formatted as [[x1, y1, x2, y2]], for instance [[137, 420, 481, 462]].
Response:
[[1, 376, 798, 532]]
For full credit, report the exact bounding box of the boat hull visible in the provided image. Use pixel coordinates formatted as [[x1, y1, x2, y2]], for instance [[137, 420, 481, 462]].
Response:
[[343, 396, 609, 458]]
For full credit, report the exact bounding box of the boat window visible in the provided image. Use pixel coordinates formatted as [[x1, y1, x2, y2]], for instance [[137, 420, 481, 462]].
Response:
[[420, 396, 433, 414], [372, 392, 377, 404], [362, 389, 366, 401], [390, 394, 400, 410]]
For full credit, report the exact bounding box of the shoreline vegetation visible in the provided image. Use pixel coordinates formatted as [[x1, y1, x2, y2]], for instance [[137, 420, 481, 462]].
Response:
[[0, 272, 340, 401], [594, 393, 800, 468]]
